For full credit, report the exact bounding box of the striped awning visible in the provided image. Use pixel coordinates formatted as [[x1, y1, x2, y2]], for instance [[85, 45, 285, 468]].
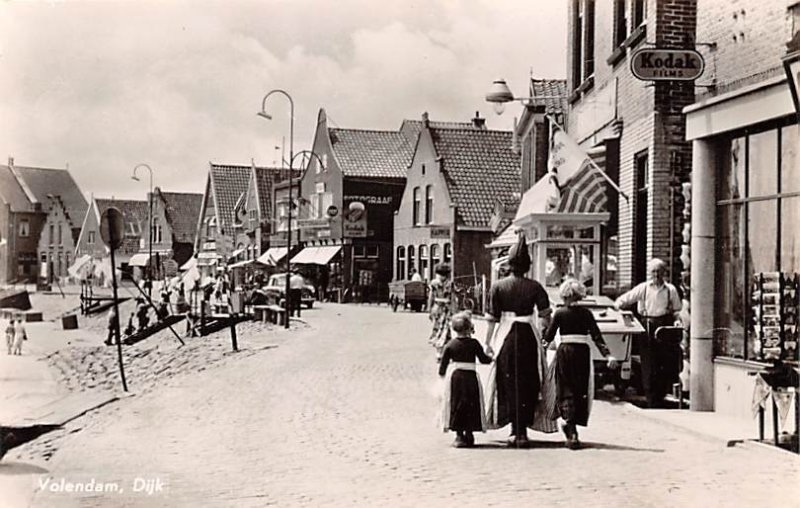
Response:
[[256, 247, 288, 266]]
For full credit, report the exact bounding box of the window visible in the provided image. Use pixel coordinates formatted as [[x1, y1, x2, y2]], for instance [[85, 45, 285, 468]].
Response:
[[418, 245, 428, 280], [632, 0, 646, 28], [58, 224, 63, 245], [19, 219, 30, 237], [49, 224, 54, 245], [319, 192, 333, 219], [407, 245, 416, 275], [396, 246, 406, 280], [716, 123, 800, 360], [633, 150, 649, 284], [413, 187, 421, 225], [443, 242, 452, 264], [366, 245, 379, 258], [571, 0, 595, 90], [613, 0, 627, 48], [425, 185, 433, 224], [430, 244, 441, 276], [206, 216, 217, 237], [154, 221, 163, 244]]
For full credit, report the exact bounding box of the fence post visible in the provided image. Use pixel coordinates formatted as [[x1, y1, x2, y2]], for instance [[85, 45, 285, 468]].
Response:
[[229, 314, 239, 352]]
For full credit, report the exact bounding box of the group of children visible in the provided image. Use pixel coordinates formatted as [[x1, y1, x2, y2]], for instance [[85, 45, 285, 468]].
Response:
[[3, 316, 27, 355], [438, 277, 613, 450]]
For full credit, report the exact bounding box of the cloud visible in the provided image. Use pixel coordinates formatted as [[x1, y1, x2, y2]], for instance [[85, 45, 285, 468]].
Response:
[[0, 0, 565, 199]]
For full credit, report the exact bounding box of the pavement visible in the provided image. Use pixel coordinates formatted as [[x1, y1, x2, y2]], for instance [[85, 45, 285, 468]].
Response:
[[1, 298, 799, 507]]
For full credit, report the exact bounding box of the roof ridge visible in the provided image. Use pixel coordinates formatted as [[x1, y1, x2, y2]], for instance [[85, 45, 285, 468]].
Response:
[[328, 127, 403, 135]]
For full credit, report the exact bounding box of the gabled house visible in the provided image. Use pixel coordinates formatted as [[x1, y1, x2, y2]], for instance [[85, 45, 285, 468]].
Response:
[[295, 108, 413, 302], [75, 198, 149, 279], [394, 113, 520, 287], [231, 163, 286, 265], [0, 158, 87, 283], [194, 163, 252, 274]]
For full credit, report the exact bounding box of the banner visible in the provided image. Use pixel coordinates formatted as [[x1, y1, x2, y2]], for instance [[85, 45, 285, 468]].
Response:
[[547, 127, 608, 214]]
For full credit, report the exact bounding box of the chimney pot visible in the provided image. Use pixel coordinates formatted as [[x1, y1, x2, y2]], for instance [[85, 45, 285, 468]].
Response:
[[422, 112, 429, 128], [8, 156, 14, 167], [472, 111, 486, 129]]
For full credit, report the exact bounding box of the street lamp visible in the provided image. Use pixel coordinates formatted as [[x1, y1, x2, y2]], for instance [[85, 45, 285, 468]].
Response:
[[782, 31, 800, 124], [258, 89, 294, 329], [485, 79, 566, 115], [132, 163, 154, 299]]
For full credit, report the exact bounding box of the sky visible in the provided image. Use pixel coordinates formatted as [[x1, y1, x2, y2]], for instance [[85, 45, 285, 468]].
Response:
[[0, 0, 566, 200]]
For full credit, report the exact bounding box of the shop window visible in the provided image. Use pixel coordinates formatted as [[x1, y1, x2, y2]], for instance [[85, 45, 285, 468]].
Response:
[[419, 245, 429, 280], [716, 123, 800, 360], [413, 187, 421, 225], [443, 242, 452, 264], [407, 245, 416, 275], [19, 219, 30, 237], [425, 185, 433, 224], [366, 245, 379, 258], [353, 245, 365, 258], [396, 246, 406, 280]]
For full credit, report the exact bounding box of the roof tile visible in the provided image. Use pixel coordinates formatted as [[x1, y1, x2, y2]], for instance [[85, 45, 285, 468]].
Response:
[[160, 191, 203, 245], [328, 129, 412, 179], [209, 164, 251, 233]]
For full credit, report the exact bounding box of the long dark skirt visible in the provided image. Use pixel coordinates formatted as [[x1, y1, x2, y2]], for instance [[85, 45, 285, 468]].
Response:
[[555, 343, 591, 426], [495, 322, 540, 430], [448, 371, 484, 431]]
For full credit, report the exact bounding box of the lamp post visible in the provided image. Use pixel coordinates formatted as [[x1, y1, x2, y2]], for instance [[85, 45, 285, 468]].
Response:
[[132, 163, 154, 300], [258, 90, 294, 329], [484, 79, 566, 115], [782, 31, 800, 124]]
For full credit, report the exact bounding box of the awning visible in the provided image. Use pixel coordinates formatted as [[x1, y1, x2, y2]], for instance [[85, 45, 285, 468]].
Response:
[[256, 247, 288, 266], [290, 246, 342, 265], [228, 259, 253, 269], [128, 253, 150, 267], [487, 225, 519, 249], [229, 248, 245, 260]]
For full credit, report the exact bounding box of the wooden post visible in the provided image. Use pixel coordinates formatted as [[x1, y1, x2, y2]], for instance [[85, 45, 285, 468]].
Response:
[[107, 215, 128, 393], [229, 315, 239, 352], [200, 300, 206, 337]]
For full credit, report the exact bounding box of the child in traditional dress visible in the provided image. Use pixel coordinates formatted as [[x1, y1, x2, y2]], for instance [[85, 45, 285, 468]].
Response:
[[5, 318, 15, 355], [439, 311, 493, 448]]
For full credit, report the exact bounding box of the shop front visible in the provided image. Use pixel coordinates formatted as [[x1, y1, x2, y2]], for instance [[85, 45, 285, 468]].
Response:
[[685, 72, 798, 438]]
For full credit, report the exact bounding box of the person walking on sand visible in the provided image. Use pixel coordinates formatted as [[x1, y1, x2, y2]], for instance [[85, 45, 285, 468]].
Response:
[[542, 279, 617, 449], [12, 316, 27, 355], [439, 311, 493, 448], [5, 318, 15, 355]]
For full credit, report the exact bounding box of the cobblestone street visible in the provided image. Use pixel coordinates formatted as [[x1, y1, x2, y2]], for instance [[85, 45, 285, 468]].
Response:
[[3, 303, 796, 507]]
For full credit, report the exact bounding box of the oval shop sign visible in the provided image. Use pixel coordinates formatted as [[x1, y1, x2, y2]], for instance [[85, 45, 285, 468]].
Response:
[[630, 48, 704, 81]]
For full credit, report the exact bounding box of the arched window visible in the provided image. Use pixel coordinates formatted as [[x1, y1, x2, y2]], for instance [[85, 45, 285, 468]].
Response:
[[443, 242, 452, 264], [407, 245, 416, 277], [418, 244, 428, 281], [430, 244, 441, 278], [206, 216, 217, 239], [396, 246, 406, 281]]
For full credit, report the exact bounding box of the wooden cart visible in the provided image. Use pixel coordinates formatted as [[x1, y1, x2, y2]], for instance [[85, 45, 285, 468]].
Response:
[[388, 281, 427, 312]]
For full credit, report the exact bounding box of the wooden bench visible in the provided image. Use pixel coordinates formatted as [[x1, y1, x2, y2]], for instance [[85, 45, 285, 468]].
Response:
[[253, 304, 286, 325]]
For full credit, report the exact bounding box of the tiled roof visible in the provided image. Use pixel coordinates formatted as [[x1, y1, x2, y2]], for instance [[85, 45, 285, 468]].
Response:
[[95, 198, 149, 255], [0, 165, 33, 212], [328, 129, 413, 179], [529, 78, 567, 117], [253, 166, 283, 219], [160, 191, 203, 245], [399, 119, 476, 144], [430, 128, 520, 229], [11, 165, 88, 229], [209, 164, 251, 233]]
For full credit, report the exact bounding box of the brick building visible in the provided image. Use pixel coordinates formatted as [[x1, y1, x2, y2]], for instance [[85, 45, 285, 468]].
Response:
[[0, 159, 86, 284], [394, 113, 520, 296], [683, 0, 800, 418], [231, 163, 287, 266], [566, 0, 696, 294]]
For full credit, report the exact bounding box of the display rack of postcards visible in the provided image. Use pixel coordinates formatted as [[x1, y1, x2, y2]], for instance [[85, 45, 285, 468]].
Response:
[[751, 272, 799, 362]]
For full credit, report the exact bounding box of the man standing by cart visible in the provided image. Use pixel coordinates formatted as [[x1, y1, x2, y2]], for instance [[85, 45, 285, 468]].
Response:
[[614, 258, 682, 408]]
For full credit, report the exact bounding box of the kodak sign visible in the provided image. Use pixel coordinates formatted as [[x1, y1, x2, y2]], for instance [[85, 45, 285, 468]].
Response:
[[630, 48, 704, 81]]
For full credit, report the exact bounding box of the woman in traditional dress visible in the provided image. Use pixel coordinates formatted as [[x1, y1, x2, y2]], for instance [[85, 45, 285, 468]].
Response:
[[542, 279, 615, 449], [483, 233, 556, 447], [428, 263, 453, 360]]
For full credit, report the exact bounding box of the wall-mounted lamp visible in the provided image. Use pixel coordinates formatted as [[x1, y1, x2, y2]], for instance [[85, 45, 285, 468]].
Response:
[[782, 31, 800, 124]]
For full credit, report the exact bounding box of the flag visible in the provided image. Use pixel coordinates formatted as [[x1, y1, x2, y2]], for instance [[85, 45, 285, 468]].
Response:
[[547, 127, 608, 214]]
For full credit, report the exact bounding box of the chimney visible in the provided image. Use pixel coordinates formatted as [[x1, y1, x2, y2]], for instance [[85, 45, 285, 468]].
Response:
[[472, 111, 486, 129], [422, 111, 429, 128], [8, 156, 14, 167]]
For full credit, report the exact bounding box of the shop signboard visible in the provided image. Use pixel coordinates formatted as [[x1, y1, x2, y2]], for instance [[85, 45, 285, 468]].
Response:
[[343, 201, 367, 237], [429, 226, 450, 239], [630, 48, 704, 81]]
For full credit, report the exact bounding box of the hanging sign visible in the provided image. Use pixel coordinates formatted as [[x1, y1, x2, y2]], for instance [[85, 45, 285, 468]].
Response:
[[630, 48, 704, 81]]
